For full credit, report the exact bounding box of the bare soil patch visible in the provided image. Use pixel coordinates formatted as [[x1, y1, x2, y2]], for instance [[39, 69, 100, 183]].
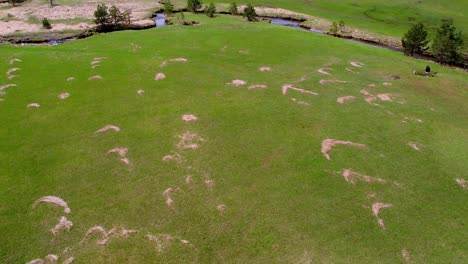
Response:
[[259, 66, 271, 72], [248, 84, 267, 89], [51, 216, 73, 235], [282, 84, 318, 95], [228, 79, 247, 86], [321, 139, 367, 160], [182, 114, 198, 122], [32, 196, 71, 214], [95, 125, 120, 134], [337, 96, 356, 104], [154, 73, 166, 80]]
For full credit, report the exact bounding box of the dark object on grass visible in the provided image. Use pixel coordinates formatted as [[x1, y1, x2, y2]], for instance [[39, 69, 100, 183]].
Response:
[[425, 66, 430, 76], [42, 18, 52, 29]]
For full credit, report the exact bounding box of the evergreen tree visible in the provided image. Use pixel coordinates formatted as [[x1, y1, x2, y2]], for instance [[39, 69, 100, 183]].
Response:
[[205, 2, 216, 18], [109, 5, 123, 25], [401, 23, 429, 56], [432, 20, 464, 64], [243, 3, 257, 22], [187, 0, 202, 13], [228, 2, 238, 15], [94, 4, 109, 27], [42, 18, 52, 29], [163, 0, 174, 16]]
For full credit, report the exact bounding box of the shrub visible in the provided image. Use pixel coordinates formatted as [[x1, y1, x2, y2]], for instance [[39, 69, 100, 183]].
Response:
[[94, 3, 109, 27], [163, 0, 174, 16], [402, 23, 429, 56], [243, 3, 257, 22], [228, 2, 238, 15], [42, 18, 52, 29], [187, 0, 202, 13], [205, 2, 216, 18], [432, 20, 464, 64]]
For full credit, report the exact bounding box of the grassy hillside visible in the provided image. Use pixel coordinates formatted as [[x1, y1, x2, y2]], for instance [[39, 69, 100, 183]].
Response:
[[207, 0, 468, 36], [0, 14, 467, 263]]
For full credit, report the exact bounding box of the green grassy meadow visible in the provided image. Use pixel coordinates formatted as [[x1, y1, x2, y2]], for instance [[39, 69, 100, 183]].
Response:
[[0, 14, 467, 263], [207, 0, 468, 37]]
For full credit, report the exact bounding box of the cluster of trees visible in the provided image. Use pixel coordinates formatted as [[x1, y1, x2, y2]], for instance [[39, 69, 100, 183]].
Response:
[[402, 20, 465, 65], [183, 0, 256, 21], [329, 20, 346, 36], [93, 4, 132, 30]]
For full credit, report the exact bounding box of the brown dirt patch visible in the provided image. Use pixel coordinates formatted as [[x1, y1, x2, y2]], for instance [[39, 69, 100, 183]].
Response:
[[182, 114, 198, 122], [32, 196, 71, 214], [337, 96, 356, 104], [137, 89, 144, 95], [0, 84, 16, 91], [372, 202, 392, 228], [51, 216, 73, 235], [321, 139, 367, 160], [282, 84, 318, 95], [154, 73, 166, 80], [160, 58, 189, 68], [382, 82, 392, 86], [350, 61, 364, 67], [120, 158, 130, 165], [259, 66, 271, 72], [6, 67, 20, 75], [368, 83, 376, 87], [342, 169, 386, 185], [26, 259, 44, 264], [95, 125, 120, 134], [27, 103, 40, 108], [376, 94, 393, 101], [455, 178, 468, 189], [239, 50, 249, 54], [217, 204, 226, 211], [319, 79, 347, 84], [186, 175, 193, 184], [63, 257, 74, 264], [248, 84, 267, 89], [162, 153, 181, 162], [10, 58, 22, 65], [88, 75, 102, 80], [205, 179, 215, 188], [108, 148, 128, 157], [58, 93, 70, 100], [177, 132, 204, 150], [67, 77, 75, 81], [317, 67, 332, 75], [402, 249, 411, 262], [228, 79, 247, 86], [408, 142, 422, 151]]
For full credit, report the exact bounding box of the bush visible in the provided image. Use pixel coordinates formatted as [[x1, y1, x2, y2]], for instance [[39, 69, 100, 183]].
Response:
[[187, 0, 202, 13], [205, 2, 216, 18], [329, 20, 346, 36], [42, 18, 52, 29], [402, 23, 429, 56], [243, 3, 257, 22], [94, 3, 109, 27], [228, 2, 238, 15], [432, 20, 464, 65], [163, 0, 174, 16], [94, 4, 131, 31]]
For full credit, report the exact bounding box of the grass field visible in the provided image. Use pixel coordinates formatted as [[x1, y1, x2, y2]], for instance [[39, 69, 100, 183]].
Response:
[[1, 14, 467, 263], [206, 0, 468, 37]]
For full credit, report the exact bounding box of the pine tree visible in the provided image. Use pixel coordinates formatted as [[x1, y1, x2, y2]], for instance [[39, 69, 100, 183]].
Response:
[[205, 2, 216, 18], [163, 0, 174, 16], [187, 0, 202, 13], [243, 3, 257, 22], [42, 18, 52, 29], [401, 23, 429, 56], [228, 2, 238, 15], [94, 4, 109, 27], [432, 20, 464, 64]]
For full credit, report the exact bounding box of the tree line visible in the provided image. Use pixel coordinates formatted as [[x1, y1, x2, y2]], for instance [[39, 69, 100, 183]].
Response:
[[402, 20, 465, 66]]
